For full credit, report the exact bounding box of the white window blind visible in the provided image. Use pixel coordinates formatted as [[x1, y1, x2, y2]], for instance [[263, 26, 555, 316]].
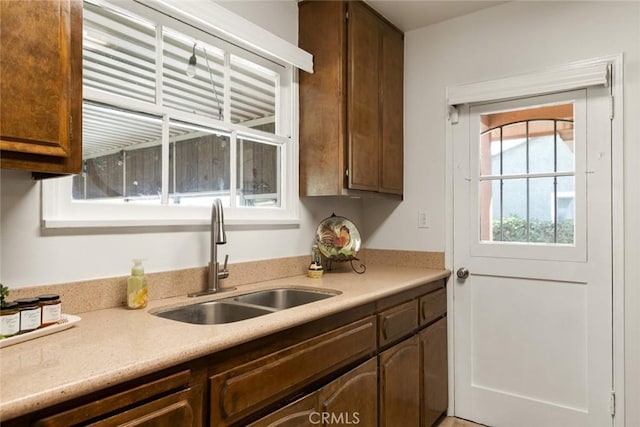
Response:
[[447, 57, 612, 106]]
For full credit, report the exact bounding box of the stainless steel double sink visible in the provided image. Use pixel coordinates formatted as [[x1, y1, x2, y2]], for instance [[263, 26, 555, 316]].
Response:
[[153, 288, 339, 325]]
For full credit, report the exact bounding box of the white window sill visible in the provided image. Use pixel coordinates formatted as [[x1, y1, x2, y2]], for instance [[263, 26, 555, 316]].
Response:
[[42, 177, 300, 230], [41, 217, 301, 229]]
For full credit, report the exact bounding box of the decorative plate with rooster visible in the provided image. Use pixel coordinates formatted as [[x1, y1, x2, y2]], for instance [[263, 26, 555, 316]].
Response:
[[315, 214, 362, 261]]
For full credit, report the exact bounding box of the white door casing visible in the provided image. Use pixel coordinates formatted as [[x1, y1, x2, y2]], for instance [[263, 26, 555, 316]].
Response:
[[451, 84, 613, 427]]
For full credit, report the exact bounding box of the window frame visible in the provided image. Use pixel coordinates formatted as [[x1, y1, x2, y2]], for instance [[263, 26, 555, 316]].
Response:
[[42, 0, 301, 228]]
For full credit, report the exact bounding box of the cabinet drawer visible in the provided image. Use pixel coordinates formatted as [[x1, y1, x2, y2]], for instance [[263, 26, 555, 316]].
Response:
[[378, 300, 418, 348], [87, 389, 194, 427], [419, 288, 446, 326], [34, 370, 191, 427], [209, 316, 376, 426]]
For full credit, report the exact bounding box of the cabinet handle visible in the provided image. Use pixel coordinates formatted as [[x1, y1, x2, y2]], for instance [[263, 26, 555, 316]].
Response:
[[421, 301, 427, 321], [381, 318, 388, 340]]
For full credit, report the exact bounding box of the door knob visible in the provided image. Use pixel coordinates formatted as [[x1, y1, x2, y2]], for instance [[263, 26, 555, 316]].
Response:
[[456, 267, 469, 280]]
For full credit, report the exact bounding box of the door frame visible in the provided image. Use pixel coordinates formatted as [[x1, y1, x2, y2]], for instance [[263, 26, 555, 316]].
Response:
[[444, 54, 625, 426]]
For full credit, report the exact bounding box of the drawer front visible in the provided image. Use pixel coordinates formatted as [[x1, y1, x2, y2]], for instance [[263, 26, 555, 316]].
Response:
[[87, 389, 194, 427], [210, 316, 376, 426], [378, 300, 418, 348], [34, 370, 191, 427], [419, 288, 446, 326]]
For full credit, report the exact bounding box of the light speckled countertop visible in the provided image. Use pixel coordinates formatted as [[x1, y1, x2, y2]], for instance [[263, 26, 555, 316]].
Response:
[[0, 266, 449, 421]]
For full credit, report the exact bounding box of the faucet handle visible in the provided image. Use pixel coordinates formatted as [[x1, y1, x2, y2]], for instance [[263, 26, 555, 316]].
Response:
[[218, 254, 229, 279]]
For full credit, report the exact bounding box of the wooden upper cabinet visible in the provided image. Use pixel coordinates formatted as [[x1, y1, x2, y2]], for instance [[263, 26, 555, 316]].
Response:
[[347, 2, 380, 192], [0, 0, 82, 175], [379, 22, 404, 195], [299, 0, 404, 198]]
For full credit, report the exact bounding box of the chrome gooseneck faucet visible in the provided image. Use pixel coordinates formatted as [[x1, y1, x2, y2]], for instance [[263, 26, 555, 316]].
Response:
[[189, 199, 232, 297]]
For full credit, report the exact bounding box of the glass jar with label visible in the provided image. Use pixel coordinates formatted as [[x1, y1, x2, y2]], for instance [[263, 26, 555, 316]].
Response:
[[38, 294, 61, 327], [0, 302, 20, 337], [16, 297, 41, 333]]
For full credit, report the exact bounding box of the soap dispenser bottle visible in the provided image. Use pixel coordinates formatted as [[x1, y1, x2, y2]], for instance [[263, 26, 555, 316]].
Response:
[[127, 259, 148, 309]]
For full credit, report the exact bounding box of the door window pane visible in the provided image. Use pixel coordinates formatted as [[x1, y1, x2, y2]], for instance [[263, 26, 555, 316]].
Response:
[[500, 179, 527, 242], [528, 121, 556, 174], [480, 180, 500, 241], [501, 123, 527, 175], [528, 177, 555, 243], [555, 176, 575, 244], [556, 121, 575, 173], [480, 129, 500, 176]]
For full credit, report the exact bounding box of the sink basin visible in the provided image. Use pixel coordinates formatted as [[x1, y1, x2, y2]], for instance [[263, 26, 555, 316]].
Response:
[[154, 301, 274, 325], [232, 288, 338, 310], [153, 288, 339, 325]]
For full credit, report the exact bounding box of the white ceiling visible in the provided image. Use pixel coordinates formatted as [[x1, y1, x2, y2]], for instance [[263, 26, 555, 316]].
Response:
[[364, 0, 507, 32]]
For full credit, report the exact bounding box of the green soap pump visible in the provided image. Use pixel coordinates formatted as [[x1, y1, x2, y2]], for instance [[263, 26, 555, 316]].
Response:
[[127, 259, 148, 309]]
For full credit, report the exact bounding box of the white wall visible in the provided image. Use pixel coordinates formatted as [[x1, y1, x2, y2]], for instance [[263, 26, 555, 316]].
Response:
[[0, 169, 361, 286], [0, 0, 362, 288], [215, 0, 298, 43], [370, 1, 639, 425]]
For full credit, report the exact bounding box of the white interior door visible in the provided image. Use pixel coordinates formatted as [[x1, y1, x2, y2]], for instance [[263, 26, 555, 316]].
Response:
[[452, 88, 613, 427]]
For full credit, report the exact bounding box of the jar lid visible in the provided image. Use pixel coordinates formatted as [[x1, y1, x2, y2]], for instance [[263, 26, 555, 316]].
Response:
[[38, 294, 60, 301], [1, 301, 18, 310], [16, 297, 39, 305]]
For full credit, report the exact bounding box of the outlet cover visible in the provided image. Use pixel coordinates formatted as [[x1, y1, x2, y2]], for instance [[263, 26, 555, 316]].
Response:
[[418, 209, 430, 228]]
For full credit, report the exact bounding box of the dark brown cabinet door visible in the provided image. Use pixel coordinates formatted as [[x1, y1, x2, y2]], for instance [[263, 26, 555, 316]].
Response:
[[420, 317, 448, 427], [347, 2, 380, 192], [298, 1, 347, 197], [0, 0, 82, 174], [32, 371, 196, 427], [247, 393, 318, 427], [379, 335, 420, 426], [379, 23, 404, 195], [320, 358, 378, 426], [87, 390, 195, 427]]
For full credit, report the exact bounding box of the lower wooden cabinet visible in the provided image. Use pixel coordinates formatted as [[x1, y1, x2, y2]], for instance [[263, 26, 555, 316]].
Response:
[[84, 389, 195, 427], [379, 283, 448, 427], [421, 317, 448, 427], [248, 358, 377, 427], [209, 316, 376, 426], [379, 335, 421, 426], [31, 370, 196, 427], [4, 280, 448, 427], [319, 357, 378, 426]]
